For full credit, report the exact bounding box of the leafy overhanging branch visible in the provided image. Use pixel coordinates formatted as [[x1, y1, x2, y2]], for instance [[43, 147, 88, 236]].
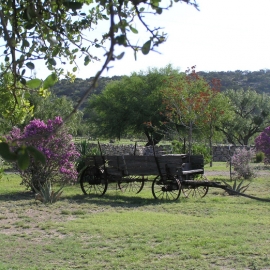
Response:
[[0, 0, 199, 168]]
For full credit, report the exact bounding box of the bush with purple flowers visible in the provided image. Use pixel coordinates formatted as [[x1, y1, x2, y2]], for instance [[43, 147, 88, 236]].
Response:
[[230, 148, 256, 180], [6, 117, 80, 190], [255, 126, 270, 164]]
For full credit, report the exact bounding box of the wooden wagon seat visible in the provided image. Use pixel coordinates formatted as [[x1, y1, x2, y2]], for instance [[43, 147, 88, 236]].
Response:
[[180, 155, 204, 175]]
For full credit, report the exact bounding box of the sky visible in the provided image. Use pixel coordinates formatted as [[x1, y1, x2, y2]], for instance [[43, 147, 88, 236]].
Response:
[[34, 0, 270, 79]]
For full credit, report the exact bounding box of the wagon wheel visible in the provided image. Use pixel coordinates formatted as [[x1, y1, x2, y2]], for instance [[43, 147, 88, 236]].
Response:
[[152, 176, 181, 200], [181, 174, 209, 198], [118, 175, 145, 194], [80, 166, 108, 196]]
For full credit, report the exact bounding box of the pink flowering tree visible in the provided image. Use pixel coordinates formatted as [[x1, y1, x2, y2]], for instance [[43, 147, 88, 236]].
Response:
[[230, 148, 256, 179], [255, 126, 270, 164], [6, 117, 80, 190]]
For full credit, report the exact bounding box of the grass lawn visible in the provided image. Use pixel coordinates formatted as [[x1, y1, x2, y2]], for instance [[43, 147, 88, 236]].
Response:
[[0, 163, 270, 269]]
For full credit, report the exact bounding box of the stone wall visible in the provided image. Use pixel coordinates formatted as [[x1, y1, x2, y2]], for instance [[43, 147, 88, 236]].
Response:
[[86, 143, 173, 156], [212, 145, 254, 162], [82, 143, 254, 161]]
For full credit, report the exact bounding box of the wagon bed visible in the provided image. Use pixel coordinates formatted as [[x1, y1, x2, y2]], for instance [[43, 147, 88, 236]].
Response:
[[80, 153, 213, 200]]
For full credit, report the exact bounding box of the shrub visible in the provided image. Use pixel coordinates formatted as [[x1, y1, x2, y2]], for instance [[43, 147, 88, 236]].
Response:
[[171, 140, 211, 164], [6, 117, 79, 190], [255, 151, 265, 163], [230, 148, 256, 179], [75, 140, 100, 173], [34, 181, 63, 204], [222, 179, 250, 195], [255, 127, 270, 164]]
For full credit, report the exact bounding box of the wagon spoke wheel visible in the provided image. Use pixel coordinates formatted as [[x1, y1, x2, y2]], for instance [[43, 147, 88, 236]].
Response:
[[181, 174, 209, 198], [152, 176, 181, 200], [80, 166, 108, 196], [118, 175, 145, 194]]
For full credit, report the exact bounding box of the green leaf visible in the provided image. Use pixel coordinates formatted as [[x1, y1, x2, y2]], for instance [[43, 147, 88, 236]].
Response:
[[84, 55, 91, 66], [43, 73, 58, 90], [22, 39, 30, 47], [48, 58, 57, 66], [26, 79, 42, 89], [115, 35, 126, 45], [25, 22, 36, 30], [156, 7, 162, 14], [63, 1, 83, 10], [20, 78, 27, 85], [0, 142, 17, 162], [26, 146, 46, 165], [17, 150, 30, 170], [116, 52, 125, 60], [141, 40, 151, 55], [26, 62, 35, 70], [130, 26, 138, 34]]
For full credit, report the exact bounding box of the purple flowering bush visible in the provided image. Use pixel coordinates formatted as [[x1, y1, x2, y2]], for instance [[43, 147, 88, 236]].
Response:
[[230, 148, 256, 180], [255, 126, 270, 164], [6, 117, 80, 190]]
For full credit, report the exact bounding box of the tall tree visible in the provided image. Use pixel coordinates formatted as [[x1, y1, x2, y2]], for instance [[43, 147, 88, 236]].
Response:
[[85, 65, 178, 145], [218, 88, 270, 145], [162, 67, 221, 155], [202, 91, 232, 165]]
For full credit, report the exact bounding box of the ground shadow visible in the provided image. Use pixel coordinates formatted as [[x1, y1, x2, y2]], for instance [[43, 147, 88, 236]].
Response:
[[63, 192, 179, 208], [0, 191, 35, 202]]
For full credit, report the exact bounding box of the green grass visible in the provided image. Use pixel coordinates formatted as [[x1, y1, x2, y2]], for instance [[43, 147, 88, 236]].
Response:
[[0, 165, 270, 269]]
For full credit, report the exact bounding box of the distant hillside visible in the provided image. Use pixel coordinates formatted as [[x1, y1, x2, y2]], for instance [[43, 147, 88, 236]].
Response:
[[198, 70, 270, 93], [51, 75, 122, 108], [51, 70, 270, 108]]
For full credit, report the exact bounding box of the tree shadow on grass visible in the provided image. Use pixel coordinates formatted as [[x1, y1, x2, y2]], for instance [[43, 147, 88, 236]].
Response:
[[0, 187, 181, 207], [0, 191, 35, 202], [64, 192, 181, 209]]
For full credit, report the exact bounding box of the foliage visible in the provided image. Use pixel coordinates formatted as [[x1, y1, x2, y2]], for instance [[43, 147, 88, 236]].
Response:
[[34, 181, 63, 204], [222, 179, 250, 195], [5, 117, 79, 190], [202, 91, 232, 146], [230, 148, 256, 179], [255, 126, 270, 164], [75, 140, 100, 173], [171, 140, 211, 164], [49, 70, 270, 110], [198, 69, 270, 94], [86, 65, 178, 145], [218, 88, 270, 145], [0, 67, 34, 132], [0, 158, 4, 180], [0, 0, 198, 135], [162, 67, 225, 155], [0, 140, 46, 170], [25, 92, 84, 135], [255, 151, 265, 163]]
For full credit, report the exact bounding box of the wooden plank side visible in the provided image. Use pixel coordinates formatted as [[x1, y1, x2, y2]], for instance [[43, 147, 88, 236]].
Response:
[[190, 155, 204, 170], [121, 156, 158, 175], [84, 156, 105, 167], [156, 156, 184, 176]]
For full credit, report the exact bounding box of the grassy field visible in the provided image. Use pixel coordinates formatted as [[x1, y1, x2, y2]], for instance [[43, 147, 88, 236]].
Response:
[[0, 163, 270, 270]]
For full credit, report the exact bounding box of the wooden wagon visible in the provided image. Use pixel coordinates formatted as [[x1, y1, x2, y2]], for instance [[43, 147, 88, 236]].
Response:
[[79, 153, 210, 200]]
